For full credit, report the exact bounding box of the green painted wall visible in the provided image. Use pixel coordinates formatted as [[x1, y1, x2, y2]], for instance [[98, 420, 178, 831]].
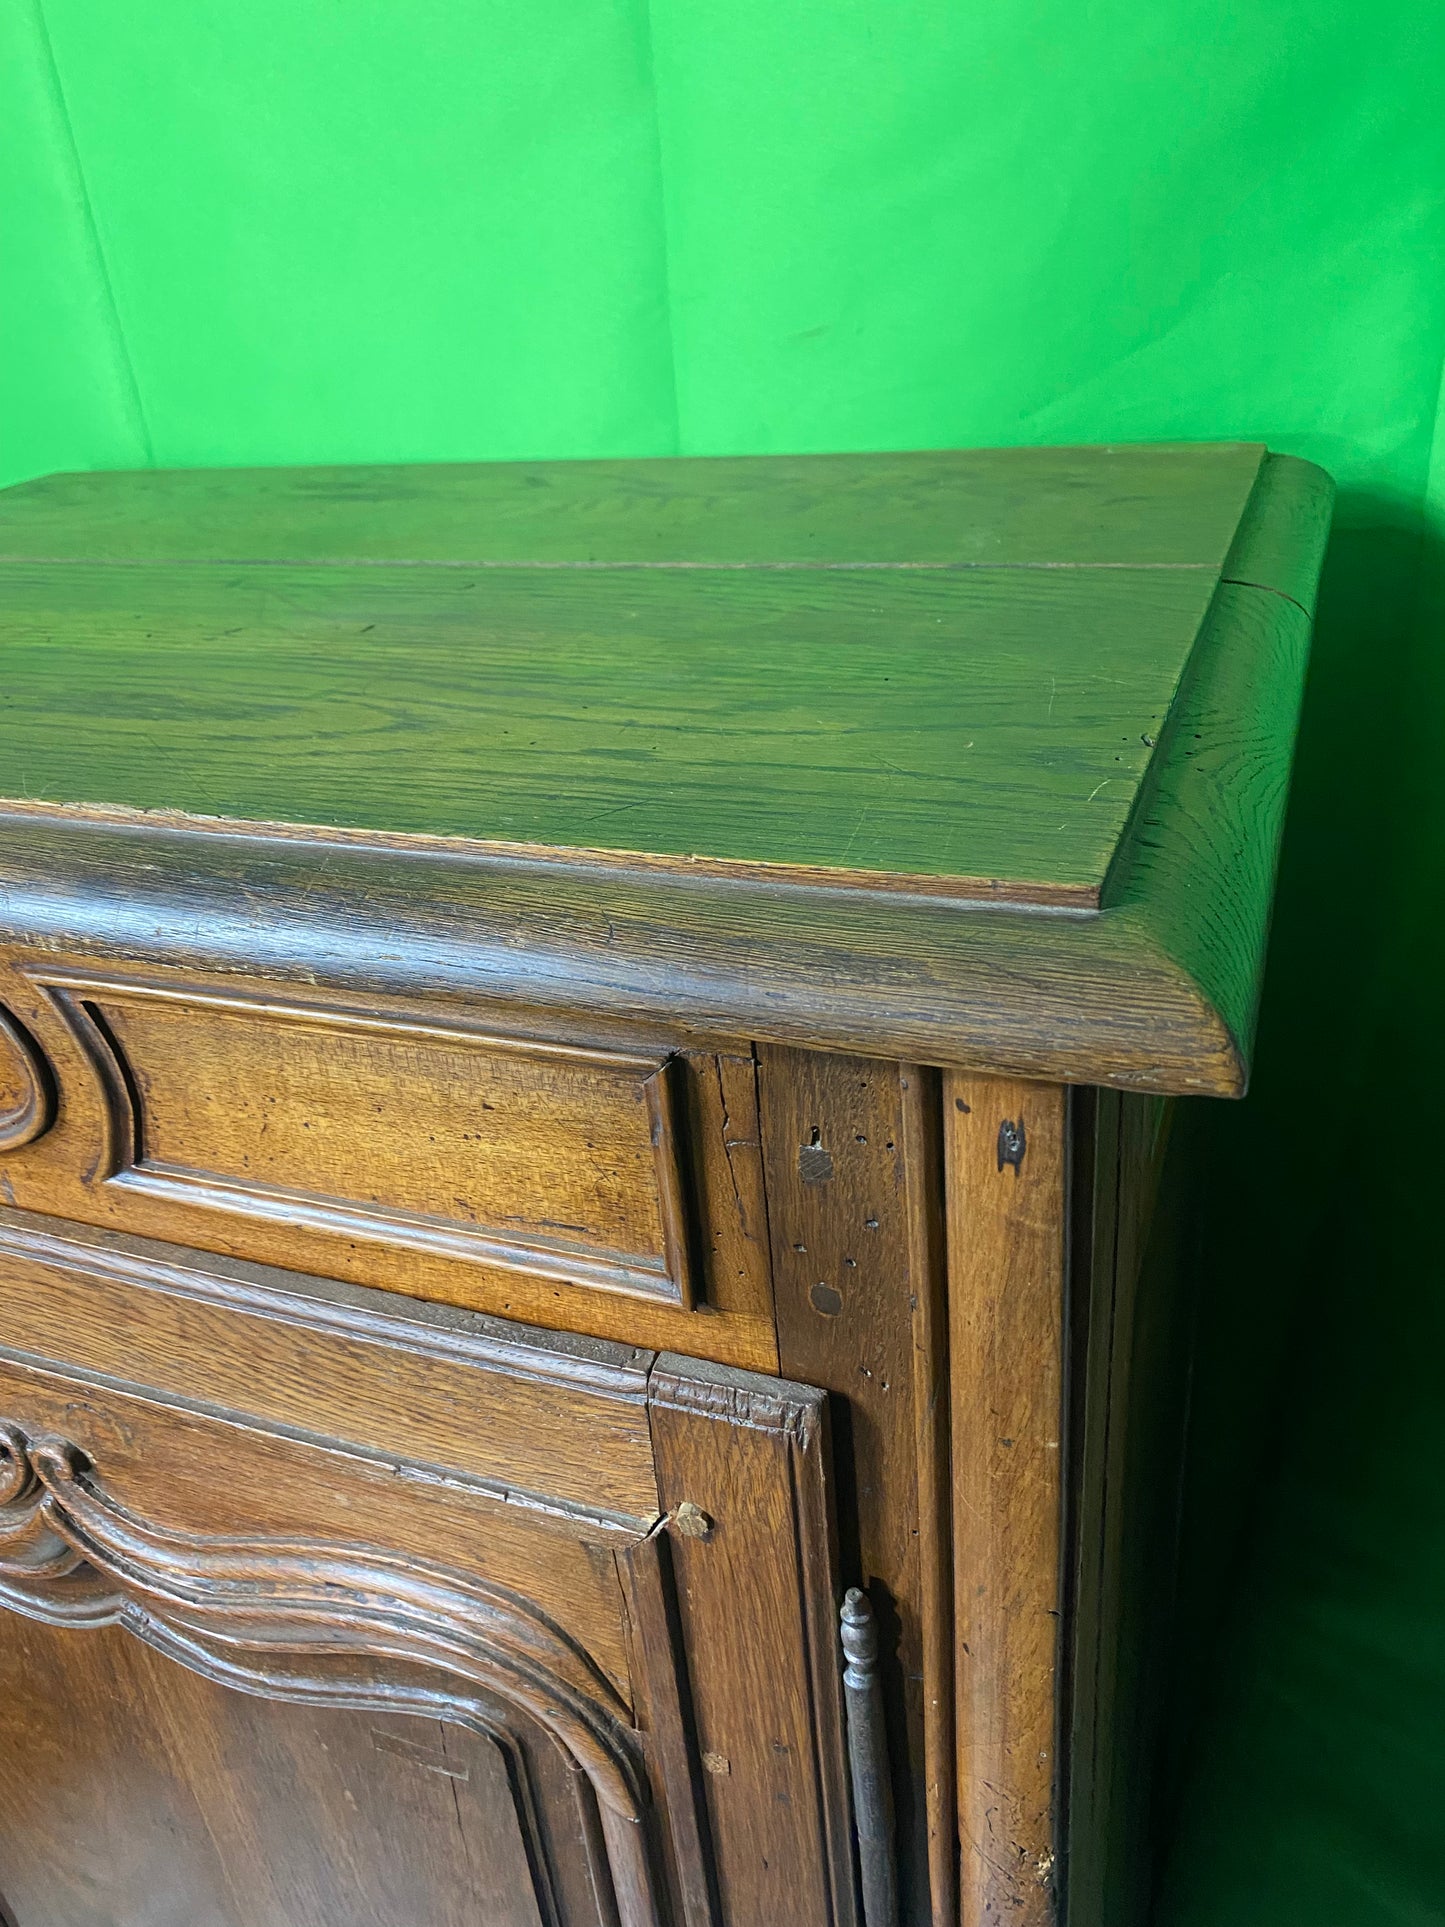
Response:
[[4, 4, 1444, 1919]]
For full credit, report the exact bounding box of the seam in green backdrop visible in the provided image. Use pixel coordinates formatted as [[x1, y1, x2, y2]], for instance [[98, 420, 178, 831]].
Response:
[[28, 0, 155, 463]]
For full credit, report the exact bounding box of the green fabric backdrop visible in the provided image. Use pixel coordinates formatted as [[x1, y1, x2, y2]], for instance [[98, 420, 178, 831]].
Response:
[[4, 4, 1444, 1919]]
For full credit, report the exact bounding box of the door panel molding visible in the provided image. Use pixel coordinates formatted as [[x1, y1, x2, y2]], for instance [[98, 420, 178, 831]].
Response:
[[0, 1415, 662, 1926]]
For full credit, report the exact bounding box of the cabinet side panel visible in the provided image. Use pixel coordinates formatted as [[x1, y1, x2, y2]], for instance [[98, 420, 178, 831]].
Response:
[[1064, 1091, 1196, 1927], [945, 1076, 1068, 1927]]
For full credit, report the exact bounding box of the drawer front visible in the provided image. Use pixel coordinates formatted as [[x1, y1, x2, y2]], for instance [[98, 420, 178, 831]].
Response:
[[0, 957, 776, 1369], [0, 1213, 855, 1927], [52, 972, 693, 1301]]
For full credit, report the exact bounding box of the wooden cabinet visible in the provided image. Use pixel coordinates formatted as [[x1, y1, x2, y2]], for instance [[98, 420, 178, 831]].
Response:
[[0, 446, 1332, 1927], [0, 1247, 847, 1927]]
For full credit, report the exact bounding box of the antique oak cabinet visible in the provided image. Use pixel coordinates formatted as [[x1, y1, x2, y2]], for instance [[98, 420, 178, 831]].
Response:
[[0, 446, 1331, 1927]]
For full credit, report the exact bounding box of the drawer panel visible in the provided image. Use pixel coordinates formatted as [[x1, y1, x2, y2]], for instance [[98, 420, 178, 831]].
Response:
[[0, 959, 778, 1370], [52, 974, 693, 1304]]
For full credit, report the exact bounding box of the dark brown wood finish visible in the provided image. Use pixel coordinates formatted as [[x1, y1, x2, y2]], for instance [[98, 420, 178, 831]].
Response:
[[0, 1621, 573, 1927], [0, 1207, 661, 1520], [0, 1249, 859, 1927], [0, 447, 1330, 1927], [0, 1366, 666, 1925], [617, 1536, 721, 1927], [1062, 1091, 1198, 1927], [0, 446, 1332, 1098], [899, 1067, 955, 1927]]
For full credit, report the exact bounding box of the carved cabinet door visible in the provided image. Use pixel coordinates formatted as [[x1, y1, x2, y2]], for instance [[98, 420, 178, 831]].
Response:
[[0, 1216, 856, 1927]]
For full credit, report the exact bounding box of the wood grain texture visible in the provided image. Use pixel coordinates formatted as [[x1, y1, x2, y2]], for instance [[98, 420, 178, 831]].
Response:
[[0, 444, 1264, 566], [0, 957, 778, 1368], [0, 1455, 641, 1777], [0, 1005, 52, 1151], [0, 1622, 572, 1927], [1108, 579, 1315, 1082], [0, 1318, 857, 1927], [649, 1356, 856, 1927], [50, 972, 695, 1304], [680, 1049, 779, 1372], [945, 1076, 1068, 1927], [1062, 1091, 1196, 1927], [0, 445, 1330, 1095], [899, 1067, 955, 1927], [0, 799, 1263, 1101], [0, 1349, 643, 1695], [0, 1205, 661, 1522], [1099, 450, 1335, 1083], [758, 1045, 939, 1927], [0, 551, 1325, 1102], [0, 440, 1327, 1923], [0, 559, 1220, 903], [0, 1377, 665, 1925], [617, 1535, 721, 1927], [1220, 451, 1337, 616], [61, 975, 689, 1296]]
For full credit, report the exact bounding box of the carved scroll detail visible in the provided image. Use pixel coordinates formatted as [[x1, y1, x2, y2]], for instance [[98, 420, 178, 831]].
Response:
[[0, 1008, 54, 1152], [0, 1418, 660, 1924]]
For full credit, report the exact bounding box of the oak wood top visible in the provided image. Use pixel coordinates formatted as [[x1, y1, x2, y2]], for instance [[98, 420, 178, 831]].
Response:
[[0, 445, 1332, 1093], [0, 444, 1266, 567]]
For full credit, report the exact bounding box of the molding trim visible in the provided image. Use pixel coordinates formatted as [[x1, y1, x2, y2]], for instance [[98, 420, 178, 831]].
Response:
[[0, 1006, 54, 1153], [0, 1415, 662, 1924], [35, 967, 697, 1305]]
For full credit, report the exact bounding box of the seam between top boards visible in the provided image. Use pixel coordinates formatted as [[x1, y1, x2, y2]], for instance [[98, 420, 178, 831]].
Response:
[[0, 556, 1224, 572]]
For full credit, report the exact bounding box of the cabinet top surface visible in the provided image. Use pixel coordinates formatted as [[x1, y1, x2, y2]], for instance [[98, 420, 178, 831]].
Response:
[[0, 443, 1263, 907], [0, 444, 1332, 1095]]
